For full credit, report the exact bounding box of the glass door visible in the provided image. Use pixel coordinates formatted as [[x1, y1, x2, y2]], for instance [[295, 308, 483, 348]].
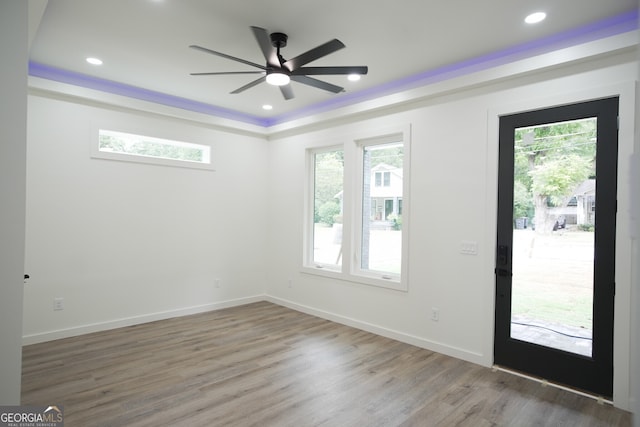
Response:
[[494, 97, 618, 397]]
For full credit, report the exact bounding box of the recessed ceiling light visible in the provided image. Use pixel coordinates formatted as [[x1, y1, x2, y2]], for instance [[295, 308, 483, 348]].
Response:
[[86, 57, 103, 66], [525, 12, 546, 24], [262, 104, 273, 110], [348, 74, 361, 82]]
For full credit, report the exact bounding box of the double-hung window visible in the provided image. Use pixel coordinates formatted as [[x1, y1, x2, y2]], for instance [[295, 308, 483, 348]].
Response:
[[304, 126, 410, 290]]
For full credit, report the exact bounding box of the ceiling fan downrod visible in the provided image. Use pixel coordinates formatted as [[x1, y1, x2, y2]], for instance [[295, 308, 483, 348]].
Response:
[[270, 32, 288, 67]]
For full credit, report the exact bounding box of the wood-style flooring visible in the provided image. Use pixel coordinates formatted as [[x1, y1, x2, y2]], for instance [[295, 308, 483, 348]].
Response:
[[21, 301, 631, 426]]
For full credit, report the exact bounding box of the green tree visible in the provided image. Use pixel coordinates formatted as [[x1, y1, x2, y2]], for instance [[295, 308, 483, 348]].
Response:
[[99, 134, 205, 162], [98, 134, 125, 152], [514, 118, 596, 233], [318, 201, 341, 226], [368, 145, 403, 168], [529, 155, 591, 232], [314, 151, 344, 224], [513, 181, 532, 220]]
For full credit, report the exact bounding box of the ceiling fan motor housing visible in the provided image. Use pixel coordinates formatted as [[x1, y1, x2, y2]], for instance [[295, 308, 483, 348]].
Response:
[[270, 32, 288, 48]]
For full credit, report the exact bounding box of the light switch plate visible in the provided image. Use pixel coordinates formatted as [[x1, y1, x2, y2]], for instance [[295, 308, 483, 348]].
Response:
[[460, 240, 478, 255]]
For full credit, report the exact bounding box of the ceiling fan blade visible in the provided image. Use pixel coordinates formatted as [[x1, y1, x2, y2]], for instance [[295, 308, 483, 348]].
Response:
[[283, 39, 345, 71], [280, 84, 294, 100], [291, 75, 344, 94], [250, 26, 279, 67], [190, 71, 266, 76], [230, 76, 266, 94], [291, 66, 368, 76], [190, 45, 266, 70]]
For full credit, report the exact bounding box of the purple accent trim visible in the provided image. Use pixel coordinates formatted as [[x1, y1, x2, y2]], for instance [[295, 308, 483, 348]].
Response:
[[28, 62, 268, 127], [29, 10, 637, 128], [268, 9, 638, 126]]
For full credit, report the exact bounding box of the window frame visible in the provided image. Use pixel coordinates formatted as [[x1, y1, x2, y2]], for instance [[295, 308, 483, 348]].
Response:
[[92, 129, 215, 171], [302, 124, 411, 291], [304, 144, 345, 272]]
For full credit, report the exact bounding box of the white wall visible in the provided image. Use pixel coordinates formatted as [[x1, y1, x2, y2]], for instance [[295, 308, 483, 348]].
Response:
[[20, 22, 637, 412], [0, 0, 28, 405], [265, 51, 638, 409], [632, 3, 640, 423], [23, 95, 269, 343]]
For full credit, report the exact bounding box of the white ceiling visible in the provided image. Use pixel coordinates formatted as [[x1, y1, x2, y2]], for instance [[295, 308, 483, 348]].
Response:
[[29, 0, 637, 124]]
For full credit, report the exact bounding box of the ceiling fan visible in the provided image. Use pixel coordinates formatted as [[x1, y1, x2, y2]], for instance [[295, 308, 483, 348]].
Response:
[[189, 26, 368, 100]]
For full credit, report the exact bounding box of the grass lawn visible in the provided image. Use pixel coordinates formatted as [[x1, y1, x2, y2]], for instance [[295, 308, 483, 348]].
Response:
[[512, 229, 594, 330], [314, 224, 594, 333]]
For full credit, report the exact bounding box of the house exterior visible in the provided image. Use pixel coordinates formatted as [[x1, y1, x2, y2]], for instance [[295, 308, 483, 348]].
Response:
[[548, 179, 596, 226], [369, 163, 403, 223], [573, 179, 596, 226], [333, 163, 403, 226]]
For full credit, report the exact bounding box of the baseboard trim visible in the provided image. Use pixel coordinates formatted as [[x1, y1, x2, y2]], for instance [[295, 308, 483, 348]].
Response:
[[23, 294, 486, 367], [22, 295, 265, 345], [265, 295, 487, 366]]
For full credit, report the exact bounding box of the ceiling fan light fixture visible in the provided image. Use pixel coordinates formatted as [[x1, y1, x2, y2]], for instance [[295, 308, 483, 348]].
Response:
[[190, 26, 366, 99], [266, 72, 290, 86], [348, 74, 361, 82]]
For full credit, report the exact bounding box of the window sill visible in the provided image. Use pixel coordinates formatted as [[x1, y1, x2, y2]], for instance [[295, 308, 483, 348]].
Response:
[[301, 265, 408, 292], [91, 150, 216, 171]]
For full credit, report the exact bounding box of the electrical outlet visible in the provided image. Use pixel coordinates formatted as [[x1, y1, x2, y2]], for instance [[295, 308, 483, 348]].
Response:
[[53, 297, 64, 311], [214, 279, 221, 288], [431, 307, 439, 322]]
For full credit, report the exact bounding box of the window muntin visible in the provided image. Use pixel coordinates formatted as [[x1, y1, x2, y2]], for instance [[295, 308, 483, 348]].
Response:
[[311, 148, 344, 269], [95, 129, 213, 169]]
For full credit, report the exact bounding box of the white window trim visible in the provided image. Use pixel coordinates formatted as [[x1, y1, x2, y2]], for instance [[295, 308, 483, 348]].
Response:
[[303, 144, 345, 273], [351, 129, 411, 290], [302, 124, 411, 291], [92, 129, 215, 171]]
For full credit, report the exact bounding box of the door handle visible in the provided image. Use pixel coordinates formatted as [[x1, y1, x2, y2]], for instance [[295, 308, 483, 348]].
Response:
[[497, 245, 509, 265]]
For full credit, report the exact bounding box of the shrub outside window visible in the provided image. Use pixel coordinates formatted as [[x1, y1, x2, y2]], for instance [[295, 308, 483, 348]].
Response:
[[311, 148, 344, 269]]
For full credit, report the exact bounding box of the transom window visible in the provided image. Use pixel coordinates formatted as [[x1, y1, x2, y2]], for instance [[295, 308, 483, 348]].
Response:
[[93, 129, 213, 170]]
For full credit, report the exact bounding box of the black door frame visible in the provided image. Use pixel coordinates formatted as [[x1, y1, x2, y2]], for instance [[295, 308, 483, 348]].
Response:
[[494, 96, 618, 397]]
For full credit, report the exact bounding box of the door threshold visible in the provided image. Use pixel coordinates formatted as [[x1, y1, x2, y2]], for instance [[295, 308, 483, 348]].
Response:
[[492, 365, 613, 405]]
